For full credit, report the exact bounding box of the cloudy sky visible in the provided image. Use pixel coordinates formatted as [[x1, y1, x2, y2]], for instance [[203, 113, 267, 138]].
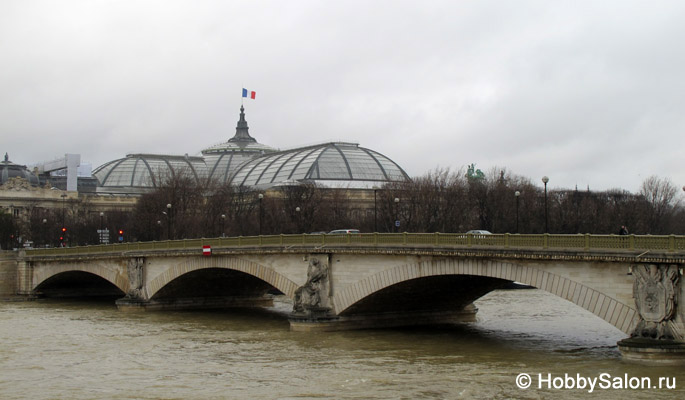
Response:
[[2, 0, 685, 193]]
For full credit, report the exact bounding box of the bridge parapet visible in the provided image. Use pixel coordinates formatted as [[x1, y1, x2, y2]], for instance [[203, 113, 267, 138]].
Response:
[[23, 233, 685, 258]]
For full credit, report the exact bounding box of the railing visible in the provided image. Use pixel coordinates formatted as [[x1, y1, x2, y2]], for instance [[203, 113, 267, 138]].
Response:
[[24, 233, 685, 257]]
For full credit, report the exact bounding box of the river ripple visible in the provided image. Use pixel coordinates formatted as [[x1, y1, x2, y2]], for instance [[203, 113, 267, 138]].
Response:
[[1, 289, 683, 399]]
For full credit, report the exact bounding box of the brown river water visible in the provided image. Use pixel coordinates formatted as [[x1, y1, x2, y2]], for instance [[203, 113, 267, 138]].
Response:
[[1, 289, 683, 399]]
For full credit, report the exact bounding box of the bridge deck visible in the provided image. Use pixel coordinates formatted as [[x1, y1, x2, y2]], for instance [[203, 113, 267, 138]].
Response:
[[24, 233, 685, 263]]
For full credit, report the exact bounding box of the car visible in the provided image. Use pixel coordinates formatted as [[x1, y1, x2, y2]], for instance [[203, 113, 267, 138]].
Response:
[[328, 229, 361, 234], [466, 230, 492, 235]]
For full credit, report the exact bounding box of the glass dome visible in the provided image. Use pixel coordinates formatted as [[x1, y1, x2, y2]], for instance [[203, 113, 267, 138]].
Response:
[[229, 142, 410, 188], [93, 154, 208, 192], [203, 152, 259, 184], [201, 105, 277, 184]]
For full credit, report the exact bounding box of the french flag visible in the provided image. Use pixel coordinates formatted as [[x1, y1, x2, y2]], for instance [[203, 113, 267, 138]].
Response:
[[242, 88, 256, 99]]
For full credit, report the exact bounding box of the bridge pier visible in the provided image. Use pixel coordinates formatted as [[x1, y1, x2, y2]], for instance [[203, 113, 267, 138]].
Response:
[[617, 264, 685, 365], [115, 256, 277, 311], [288, 304, 478, 332], [115, 295, 274, 312], [289, 255, 483, 331], [617, 338, 685, 365]]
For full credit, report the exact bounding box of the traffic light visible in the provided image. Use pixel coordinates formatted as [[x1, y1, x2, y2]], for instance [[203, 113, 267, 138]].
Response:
[[118, 229, 124, 242], [59, 227, 66, 246]]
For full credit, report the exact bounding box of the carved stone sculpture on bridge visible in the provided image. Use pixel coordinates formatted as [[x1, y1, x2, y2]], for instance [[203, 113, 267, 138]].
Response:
[[126, 257, 145, 300], [631, 264, 680, 340], [293, 256, 331, 314]]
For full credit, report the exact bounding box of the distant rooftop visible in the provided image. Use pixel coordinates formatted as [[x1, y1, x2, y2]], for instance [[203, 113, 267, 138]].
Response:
[[229, 142, 410, 189], [1, 153, 40, 187]]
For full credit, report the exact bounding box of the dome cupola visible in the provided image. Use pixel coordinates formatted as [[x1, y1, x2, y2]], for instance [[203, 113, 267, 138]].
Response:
[[201, 106, 277, 184], [0, 153, 40, 187]]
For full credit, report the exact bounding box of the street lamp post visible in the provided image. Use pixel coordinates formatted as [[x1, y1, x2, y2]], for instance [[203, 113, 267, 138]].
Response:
[[295, 206, 301, 234], [157, 220, 161, 241], [373, 188, 378, 233], [60, 193, 67, 246], [42, 218, 47, 247], [258, 193, 264, 235], [166, 203, 172, 240], [61, 193, 66, 225], [394, 197, 400, 233], [542, 176, 549, 233], [221, 214, 226, 237], [99, 212, 104, 244], [515, 191, 520, 233]]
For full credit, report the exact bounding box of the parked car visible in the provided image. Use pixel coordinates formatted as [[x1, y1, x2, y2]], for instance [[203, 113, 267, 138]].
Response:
[[328, 229, 361, 234], [466, 230, 492, 235]]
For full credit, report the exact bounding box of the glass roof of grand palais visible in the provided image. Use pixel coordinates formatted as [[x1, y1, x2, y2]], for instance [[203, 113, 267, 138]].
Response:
[[93, 106, 410, 193]]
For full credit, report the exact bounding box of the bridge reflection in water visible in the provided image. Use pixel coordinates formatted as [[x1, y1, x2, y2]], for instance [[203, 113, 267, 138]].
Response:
[[16, 232, 685, 364]]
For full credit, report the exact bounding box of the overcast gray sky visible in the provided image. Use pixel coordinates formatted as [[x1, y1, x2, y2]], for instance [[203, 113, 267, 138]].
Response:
[[2, 0, 685, 193]]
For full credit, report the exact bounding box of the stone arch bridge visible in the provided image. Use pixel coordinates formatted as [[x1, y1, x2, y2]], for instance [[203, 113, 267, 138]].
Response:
[[12, 233, 685, 363]]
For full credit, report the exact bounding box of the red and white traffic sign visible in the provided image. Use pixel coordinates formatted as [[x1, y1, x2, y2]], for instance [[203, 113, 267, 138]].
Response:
[[202, 245, 211, 256]]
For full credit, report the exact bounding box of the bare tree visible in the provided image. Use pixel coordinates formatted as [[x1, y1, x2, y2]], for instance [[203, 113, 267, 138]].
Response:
[[279, 183, 324, 233], [123, 167, 685, 239], [130, 168, 205, 240], [0, 209, 16, 249], [640, 175, 680, 233]]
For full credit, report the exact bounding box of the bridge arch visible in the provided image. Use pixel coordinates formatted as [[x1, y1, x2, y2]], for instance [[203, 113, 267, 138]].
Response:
[[146, 256, 299, 300], [333, 258, 639, 334], [33, 263, 128, 295]]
